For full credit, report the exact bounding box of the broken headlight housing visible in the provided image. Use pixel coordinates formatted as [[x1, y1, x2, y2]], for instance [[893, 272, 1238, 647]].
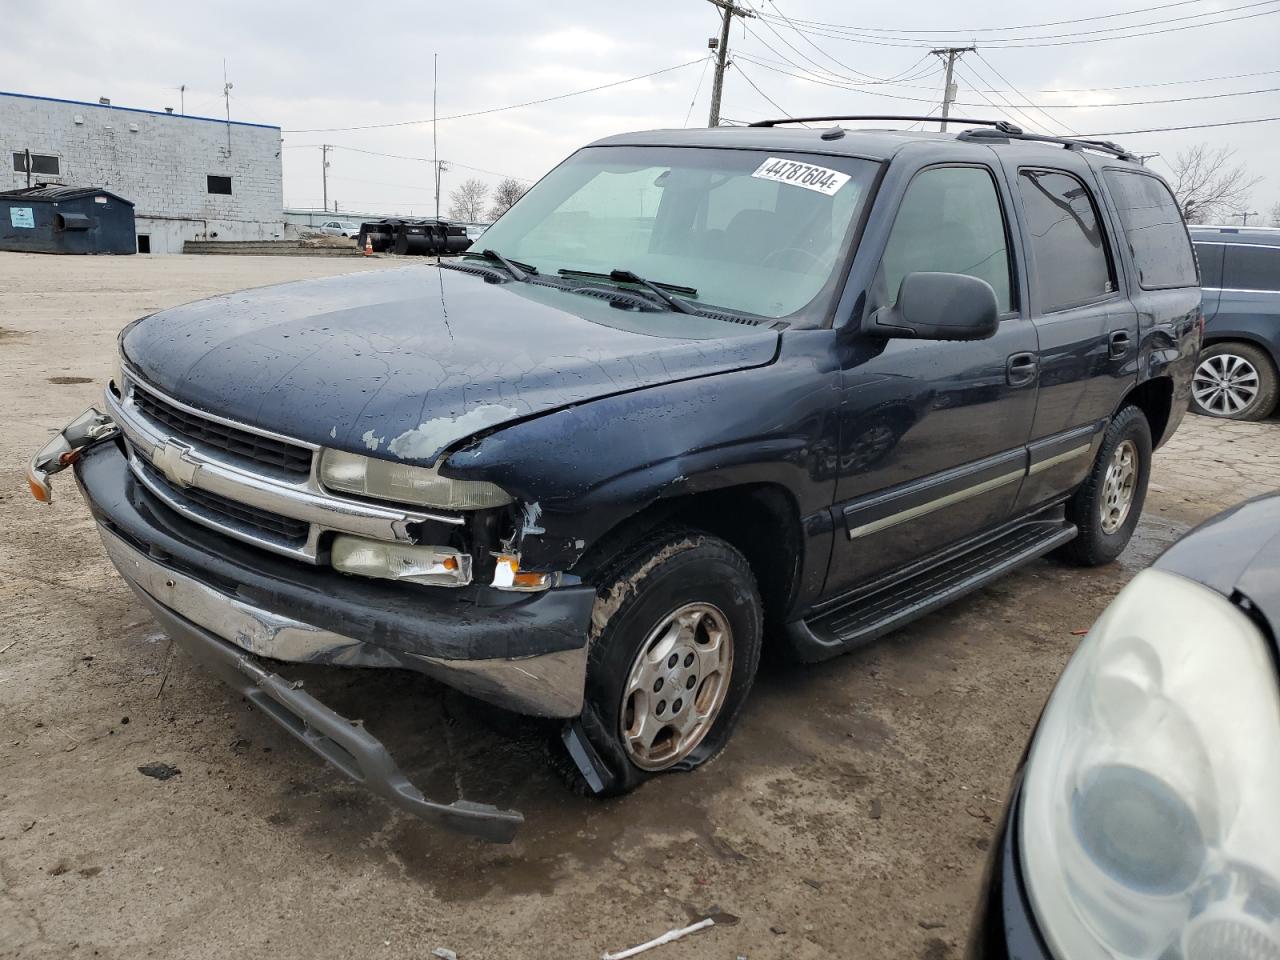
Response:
[[331, 536, 471, 587], [319, 449, 512, 510], [1020, 568, 1280, 960]]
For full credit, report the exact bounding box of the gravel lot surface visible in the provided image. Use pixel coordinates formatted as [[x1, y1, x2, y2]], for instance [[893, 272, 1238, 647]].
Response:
[[2, 252, 1276, 960]]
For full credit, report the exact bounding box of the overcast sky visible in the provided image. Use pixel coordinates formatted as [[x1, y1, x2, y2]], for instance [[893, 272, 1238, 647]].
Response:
[[4, 0, 1277, 219]]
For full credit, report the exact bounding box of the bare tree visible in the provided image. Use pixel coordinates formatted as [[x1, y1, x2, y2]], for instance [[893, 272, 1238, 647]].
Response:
[[487, 178, 528, 221], [1168, 144, 1262, 225], [447, 178, 489, 222], [1270, 200, 1280, 227]]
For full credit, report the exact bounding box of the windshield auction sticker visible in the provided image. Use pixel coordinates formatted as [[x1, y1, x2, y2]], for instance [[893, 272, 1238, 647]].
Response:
[[751, 158, 850, 196]]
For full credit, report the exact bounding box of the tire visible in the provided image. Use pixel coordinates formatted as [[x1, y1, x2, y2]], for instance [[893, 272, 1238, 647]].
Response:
[[1190, 342, 1279, 421], [1058, 405, 1153, 567], [553, 528, 763, 797]]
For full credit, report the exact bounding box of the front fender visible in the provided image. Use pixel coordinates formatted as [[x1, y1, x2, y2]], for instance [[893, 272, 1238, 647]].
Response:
[[443, 330, 842, 571]]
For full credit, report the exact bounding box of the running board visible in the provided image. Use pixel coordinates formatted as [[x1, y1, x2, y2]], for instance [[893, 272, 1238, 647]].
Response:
[[787, 519, 1077, 662]]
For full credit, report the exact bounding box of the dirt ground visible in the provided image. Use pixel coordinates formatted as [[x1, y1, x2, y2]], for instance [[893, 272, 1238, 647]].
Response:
[[1, 252, 1277, 960]]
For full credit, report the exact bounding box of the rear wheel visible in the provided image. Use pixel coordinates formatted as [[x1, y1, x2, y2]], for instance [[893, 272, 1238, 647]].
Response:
[[1191, 342, 1279, 421], [553, 529, 762, 796], [1058, 405, 1152, 567]]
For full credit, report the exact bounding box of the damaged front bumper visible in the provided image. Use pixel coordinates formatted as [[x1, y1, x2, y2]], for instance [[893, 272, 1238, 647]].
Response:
[[123, 548, 525, 842], [34, 410, 598, 842]]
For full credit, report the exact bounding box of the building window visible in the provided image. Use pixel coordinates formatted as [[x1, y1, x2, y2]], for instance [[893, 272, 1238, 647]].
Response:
[[12, 152, 60, 176], [207, 175, 232, 195]]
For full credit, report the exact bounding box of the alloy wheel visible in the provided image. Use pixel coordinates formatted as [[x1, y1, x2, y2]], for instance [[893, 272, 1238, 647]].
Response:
[[620, 602, 734, 771], [1193, 353, 1260, 417], [1100, 439, 1138, 535]]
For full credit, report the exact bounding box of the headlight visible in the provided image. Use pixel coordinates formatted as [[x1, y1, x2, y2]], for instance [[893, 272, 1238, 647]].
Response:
[[331, 535, 471, 587], [112, 345, 126, 394], [1020, 568, 1280, 960], [319, 449, 512, 509]]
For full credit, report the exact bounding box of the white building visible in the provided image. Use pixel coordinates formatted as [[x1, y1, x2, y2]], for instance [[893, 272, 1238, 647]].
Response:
[[1, 90, 283, 254]]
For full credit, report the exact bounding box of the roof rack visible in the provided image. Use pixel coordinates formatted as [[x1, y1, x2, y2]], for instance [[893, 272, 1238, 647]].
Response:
[[744, 114, 1139, 163], [748, 114, 1019, 131], [956, 126, 1140, 162]]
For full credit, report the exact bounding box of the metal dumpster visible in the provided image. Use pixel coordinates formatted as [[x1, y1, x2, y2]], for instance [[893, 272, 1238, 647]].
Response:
[[0, 186, 136, 254]]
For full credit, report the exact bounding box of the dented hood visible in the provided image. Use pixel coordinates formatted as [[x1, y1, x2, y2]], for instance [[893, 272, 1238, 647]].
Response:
[[122, 264, 780, 464]]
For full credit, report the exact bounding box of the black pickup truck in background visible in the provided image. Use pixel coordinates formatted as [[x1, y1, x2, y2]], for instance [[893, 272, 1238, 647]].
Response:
[[28, 116, 1201, 840]]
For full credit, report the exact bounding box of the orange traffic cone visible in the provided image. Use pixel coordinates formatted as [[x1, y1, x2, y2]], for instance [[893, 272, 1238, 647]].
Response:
[[363, 234, 373, 257]]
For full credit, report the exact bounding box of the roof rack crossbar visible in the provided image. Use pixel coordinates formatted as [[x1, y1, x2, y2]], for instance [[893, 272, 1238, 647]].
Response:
[[748, 114, 1020, 131], [956, 126, 1138, 162], [744, 114, 1137, 163]]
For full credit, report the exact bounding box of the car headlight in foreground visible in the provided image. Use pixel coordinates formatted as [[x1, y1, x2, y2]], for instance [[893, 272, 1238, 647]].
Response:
[[319, 449, 512, 509], [1020, 567, 1280, 960]]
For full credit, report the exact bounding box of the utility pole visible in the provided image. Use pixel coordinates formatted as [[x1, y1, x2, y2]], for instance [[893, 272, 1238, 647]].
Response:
[[222, 60, 233, 156], [321, 144, 331, 213], [1237, 210, 1259, 225], [706, 0, 753, 128], [931, 46, 975, 132], [434, 160, 450, 220]]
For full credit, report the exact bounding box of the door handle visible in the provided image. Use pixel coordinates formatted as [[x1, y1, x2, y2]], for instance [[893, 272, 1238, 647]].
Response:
[[1109, 330, 1131, 359], [1006, 352, 1038, 387]]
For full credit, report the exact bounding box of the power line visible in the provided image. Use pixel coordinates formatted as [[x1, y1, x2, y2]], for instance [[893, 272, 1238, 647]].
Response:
[[1014, 66, 1280, 93], [745, 0, 898, 84], [283, 143, 535, 181], [683, 55, 714, 127], [732, 53, 1280, 111], [1084, 115, 1280, 135], [966, 54, 1079, 135], [284, 58, 705, 133], [735, 50, 1280, 93], [753, 0, 1223, 34], [758, 0, 1277, 42], [755, 2, 1280, 49], [951, 62, 1051, 134], [733, 61, 805, 123]]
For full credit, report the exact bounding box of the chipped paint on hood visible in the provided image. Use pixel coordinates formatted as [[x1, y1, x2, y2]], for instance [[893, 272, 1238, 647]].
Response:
[[121, 264, 781, 465], [387, 405, 517, 460]]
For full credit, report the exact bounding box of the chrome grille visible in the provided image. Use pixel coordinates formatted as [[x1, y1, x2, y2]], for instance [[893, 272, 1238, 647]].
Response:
[[132, 385, 313, 477], [135, 457, 310, 548]]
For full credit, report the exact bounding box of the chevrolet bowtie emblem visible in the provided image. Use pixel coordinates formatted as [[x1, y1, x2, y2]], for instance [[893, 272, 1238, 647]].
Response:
[[151, 440, 200, 488]]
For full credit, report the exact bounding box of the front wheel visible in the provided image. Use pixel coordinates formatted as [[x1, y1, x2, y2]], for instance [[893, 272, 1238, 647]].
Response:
[[555, 529, 762, 796], [1058, 405, 1152, 567]]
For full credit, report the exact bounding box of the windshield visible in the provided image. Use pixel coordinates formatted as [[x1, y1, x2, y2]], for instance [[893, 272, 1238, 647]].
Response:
[[477, 145, 879, 321]]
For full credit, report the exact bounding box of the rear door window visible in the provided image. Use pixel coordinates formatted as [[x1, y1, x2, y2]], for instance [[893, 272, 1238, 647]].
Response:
[[1017, 169, 1115, 312], [878, 165, 1014, 313], [1194, 243, 1224, 288], [1223, 245, 1280, 292], [1102, 170, 1198, 289]]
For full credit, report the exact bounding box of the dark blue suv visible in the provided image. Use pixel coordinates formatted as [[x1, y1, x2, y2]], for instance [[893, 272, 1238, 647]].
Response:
[[27, 117, 1201, 840], [1190, 225, 1280, 420]]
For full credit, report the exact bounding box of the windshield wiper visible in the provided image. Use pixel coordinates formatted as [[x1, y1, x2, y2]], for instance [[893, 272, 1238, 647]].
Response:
[[470, 248, 537, 282], [558, 268, 697, 315]]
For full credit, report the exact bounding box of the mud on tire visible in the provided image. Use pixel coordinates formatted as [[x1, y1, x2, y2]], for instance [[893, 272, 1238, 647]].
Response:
[[552, 527, 763, 797]]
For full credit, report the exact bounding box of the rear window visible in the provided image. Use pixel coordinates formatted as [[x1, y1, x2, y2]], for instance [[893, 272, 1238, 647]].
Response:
[[1103, 170, 1198, 289], [1223, 245, 1280, 292], [1017, 169, 1115, 312]]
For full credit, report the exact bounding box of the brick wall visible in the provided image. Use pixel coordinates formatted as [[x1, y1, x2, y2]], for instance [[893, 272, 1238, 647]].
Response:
[[1, 92, 283, 252]]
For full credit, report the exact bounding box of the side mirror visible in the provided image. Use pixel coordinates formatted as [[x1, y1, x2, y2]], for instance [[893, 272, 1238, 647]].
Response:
[[865, 272, 1000, 342]]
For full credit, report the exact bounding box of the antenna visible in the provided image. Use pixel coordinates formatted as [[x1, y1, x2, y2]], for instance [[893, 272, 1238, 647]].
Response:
[[433, 53, 440, 222]]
